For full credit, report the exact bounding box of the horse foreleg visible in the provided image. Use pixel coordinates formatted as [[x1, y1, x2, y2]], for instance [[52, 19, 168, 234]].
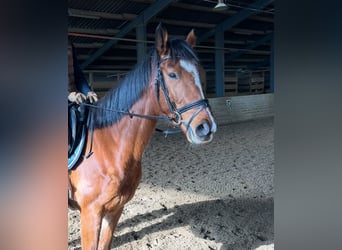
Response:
[[80, 206, 103, 250], [98, 206, 124, 250]]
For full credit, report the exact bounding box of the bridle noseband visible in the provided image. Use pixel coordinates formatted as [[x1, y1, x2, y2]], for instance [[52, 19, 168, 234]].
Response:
[[154, 56, 209, 128]]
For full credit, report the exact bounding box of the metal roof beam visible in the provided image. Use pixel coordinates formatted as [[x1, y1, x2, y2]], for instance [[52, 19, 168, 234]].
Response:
[[197, 0, 273, 44], [226, 33, 272, 61], [80, 0, 175, 69]]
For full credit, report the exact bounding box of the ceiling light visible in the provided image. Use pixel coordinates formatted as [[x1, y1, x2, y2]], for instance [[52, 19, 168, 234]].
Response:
[[214, 0, 228, 11]]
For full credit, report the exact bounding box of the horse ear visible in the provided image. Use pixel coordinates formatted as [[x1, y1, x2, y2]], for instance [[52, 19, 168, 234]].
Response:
[[155, 23, 169, 57], [186, 29, 196, 47]]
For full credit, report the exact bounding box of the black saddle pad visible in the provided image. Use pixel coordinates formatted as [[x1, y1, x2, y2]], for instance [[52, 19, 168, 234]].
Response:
[[68, 103, 88, 170]]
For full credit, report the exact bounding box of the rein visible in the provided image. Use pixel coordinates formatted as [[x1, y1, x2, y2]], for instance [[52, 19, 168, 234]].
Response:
[[81, 102, 174, 122]]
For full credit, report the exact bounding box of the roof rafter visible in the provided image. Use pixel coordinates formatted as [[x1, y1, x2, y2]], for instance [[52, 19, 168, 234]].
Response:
[[197, 0, 273, 44], [80, 0, 175, 69], [226, 33, 272, 61]]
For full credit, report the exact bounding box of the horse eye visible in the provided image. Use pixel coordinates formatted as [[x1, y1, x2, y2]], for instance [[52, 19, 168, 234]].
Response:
[[168, 72, 178, 79]]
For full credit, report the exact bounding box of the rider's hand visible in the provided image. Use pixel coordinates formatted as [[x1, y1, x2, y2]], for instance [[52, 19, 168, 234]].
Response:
[[86, 91, 98, 103], [68, 92, 87, 104]]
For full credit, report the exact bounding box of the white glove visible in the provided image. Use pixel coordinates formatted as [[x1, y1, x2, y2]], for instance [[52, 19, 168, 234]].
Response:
[[68, 92, 86, 104], [86, 91, 98, 103]]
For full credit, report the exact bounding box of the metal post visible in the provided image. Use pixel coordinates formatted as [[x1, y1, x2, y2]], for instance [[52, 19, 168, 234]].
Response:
[[89, 72, 93, 87], [270, 34, 274, 93], [136, 24, 146, 64], [215, 29, 225, 97]]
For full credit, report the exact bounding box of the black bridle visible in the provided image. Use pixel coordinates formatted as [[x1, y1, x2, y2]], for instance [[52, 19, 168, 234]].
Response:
[[154, 55, 209, 128]]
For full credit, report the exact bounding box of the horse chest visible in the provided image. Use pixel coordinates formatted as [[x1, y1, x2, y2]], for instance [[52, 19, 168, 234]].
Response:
[[106, 159, 143, 206]]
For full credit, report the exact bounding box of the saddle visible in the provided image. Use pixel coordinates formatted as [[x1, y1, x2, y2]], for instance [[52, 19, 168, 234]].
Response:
[[68, 102, 88, 170]]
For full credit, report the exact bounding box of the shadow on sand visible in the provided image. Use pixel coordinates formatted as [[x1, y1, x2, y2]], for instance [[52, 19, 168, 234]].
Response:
[[112, 197, 273, 249]]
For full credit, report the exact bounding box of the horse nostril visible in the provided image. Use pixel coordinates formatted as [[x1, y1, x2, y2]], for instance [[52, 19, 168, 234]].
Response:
[[195, 122, 211, 137]]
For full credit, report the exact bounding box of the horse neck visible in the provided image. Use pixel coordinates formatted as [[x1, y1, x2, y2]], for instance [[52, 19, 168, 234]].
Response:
[[101, 82, 161, 159]]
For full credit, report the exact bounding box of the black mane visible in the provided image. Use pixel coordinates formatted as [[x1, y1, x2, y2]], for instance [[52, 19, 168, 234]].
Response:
[[87, 38, 199, 130]]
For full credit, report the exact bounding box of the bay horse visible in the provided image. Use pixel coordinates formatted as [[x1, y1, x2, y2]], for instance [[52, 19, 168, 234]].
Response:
[[68, 23, 217, 250]]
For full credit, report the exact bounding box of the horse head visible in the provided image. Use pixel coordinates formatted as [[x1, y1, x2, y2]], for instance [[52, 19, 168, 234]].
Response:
[[154, 23, 217, 144]]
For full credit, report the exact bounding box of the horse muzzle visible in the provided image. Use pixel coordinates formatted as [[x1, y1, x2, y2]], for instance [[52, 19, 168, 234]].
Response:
[[172, 99, 217, 145], [186, 118, 217, 144]]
